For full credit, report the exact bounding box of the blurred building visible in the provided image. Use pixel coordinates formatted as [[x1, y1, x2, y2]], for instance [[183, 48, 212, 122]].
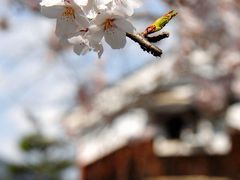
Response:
[[80, 131, 240, 180], [62, 56, 240, 179]]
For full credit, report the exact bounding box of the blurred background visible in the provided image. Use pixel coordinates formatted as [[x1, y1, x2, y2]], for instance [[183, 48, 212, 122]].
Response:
[[1, 0, 240, 179]]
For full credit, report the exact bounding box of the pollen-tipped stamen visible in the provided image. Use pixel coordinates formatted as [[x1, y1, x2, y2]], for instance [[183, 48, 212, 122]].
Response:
[[63, 6, 75, 19], [103, 19, 115, 30]]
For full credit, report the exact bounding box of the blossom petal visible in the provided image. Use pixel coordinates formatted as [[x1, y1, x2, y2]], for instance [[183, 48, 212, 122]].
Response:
[[92, 43, 104, 58], [68, 33, 88, 44], [130, 0, 142, 8], [73, 43, 90, 55], [97, 0, 112, 5], [104, 28, 126, 49], [80, 0, 97, 17], [72, 1, 87, 16], [73, 0, 89, 6], [40, 0, 64, 18], [75, 13, 90, 28], [88, 25, 105, 43], [55, 18, 78, 38], [113, 0, 134, 16], [91, 12, 110, 25], [114, 19, 135, 33], [40, 0, 64, 7]]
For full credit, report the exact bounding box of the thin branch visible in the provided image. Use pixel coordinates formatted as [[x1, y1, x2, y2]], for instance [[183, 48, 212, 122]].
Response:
[[145, 32, 169, 43], [126, 32, 169, 57], [126, 10, 177, 58]]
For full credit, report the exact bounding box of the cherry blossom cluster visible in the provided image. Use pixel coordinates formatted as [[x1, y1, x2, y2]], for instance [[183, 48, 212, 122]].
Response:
[[40, 0, 142, 58]]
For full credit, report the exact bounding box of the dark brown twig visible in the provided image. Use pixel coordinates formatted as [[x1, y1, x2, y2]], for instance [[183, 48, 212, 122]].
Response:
[[145, 32, 169, 43], [126, 10, 176, 57], [126, 32, 170, 57]]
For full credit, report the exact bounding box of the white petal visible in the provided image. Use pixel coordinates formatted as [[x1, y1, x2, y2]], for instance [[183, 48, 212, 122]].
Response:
[[97, 0, 112, 5], [92, 43, 104, 58], [72, 1, 87, 16], [68, 34, 88, 44], [82, 7, 98, 19], [40, 4, 64, 18], [73, 0, 89, 6], [91, 12, 110, 25], [88, 25, 102, 33], [113, 0, 134, 16], [104, 28, 126, 49], [75, 14, 90, 28], [55, 18, 78, 38], [97, 46, 104, 58], [88, 25, 105, 43], [130, 0, 142, 8], [78, 0, 98, 18], [74, 43, 90, 55], [40, 0, 64, 7], [114, 19, 135, 33]]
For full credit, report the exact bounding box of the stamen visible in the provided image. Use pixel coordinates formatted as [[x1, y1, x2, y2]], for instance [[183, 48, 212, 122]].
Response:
[[62, 6, 75, 19], [104, 19, 115, 30]]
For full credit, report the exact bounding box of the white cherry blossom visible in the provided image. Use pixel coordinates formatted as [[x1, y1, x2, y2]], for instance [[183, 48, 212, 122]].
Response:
[[87, 10, 135, 49], [40, 0, 89, 39], [40, 0, 143, 57]]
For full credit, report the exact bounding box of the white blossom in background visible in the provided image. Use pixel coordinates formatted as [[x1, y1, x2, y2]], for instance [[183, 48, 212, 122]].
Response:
[[40, 0, 142, 57]]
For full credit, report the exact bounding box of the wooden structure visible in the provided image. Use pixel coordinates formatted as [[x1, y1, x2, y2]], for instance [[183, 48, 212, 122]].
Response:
[[81, 130, 240, 180]]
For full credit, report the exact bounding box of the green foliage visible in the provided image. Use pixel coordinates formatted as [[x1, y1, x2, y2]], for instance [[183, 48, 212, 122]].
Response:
[[8, 160, 72, 179], [7, 133, 73, 180], [19, 134, 58, 152]]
